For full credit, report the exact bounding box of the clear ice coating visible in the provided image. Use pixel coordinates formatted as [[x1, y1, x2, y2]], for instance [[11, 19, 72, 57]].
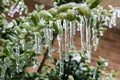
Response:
[[73, 20, 76, 35], [56, 20, 64, 74]]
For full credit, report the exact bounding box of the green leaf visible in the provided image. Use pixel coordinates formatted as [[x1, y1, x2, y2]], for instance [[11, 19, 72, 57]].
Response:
[[0, 52, 6, 57], [67, 9, 75, 21], [0, 1, 5, 12], [14, 26, 22, 34], [48, 8, 57, 17], [75, 3, 90, 16], [39, 10, 53, 20], [22, 22, 29, 30], [9, 36, 17, 43], [31, 11, 40, 25], [57, 12, 67, 19], [53, 22, 60, 35], [0, 39, 6, 46], [38, 21, 47, 29], [86, 0, 96, 6], [57, 2, 76, 13], [89, 0, 102, 9], [3, 46, 12, 56]]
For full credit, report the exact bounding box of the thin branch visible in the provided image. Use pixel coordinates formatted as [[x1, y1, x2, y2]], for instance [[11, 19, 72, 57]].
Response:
[[37, 34, 57, 72]]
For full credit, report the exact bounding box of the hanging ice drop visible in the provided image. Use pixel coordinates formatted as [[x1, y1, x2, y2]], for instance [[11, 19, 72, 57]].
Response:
[[49, 21, 53, 40], [117, 9, 120, 18], [111, 11, 117, 26], [33, 32, 38, 52], [77, 22, 80, 31], [1, 65, 7, 77], [79, 16, 85, 53], [20, 39, 25, 50], [73, 20, 76, 35], [33, 32, 42, 54], [57, 20, 64, 74], [69, 21, 74, 48], [8, 3, 17, 17], [13, 43, 20, 73], [85, 18, 91, 61], [63, 20, 69, 61]]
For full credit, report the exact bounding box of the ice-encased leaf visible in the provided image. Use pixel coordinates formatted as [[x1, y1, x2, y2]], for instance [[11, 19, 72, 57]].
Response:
[[39, 10, 53, 20], [31, 11, 40, 25], [89, 0, 102, 9], [57, 2, 76, 13], [75, 3, 90, 16], [48, 8, 57, 17], [67, 9, 75, 21]]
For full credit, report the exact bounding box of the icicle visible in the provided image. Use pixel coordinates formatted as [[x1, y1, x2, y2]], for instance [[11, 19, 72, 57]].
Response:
[[111, 11, 117, 27], [108, 18, 112, 28], [69, 21, 74, 48], [1, 64, 7, 78], [77, 22, 80, 31], [104, 16, 110, 26], [79, 16, 85, 53], [98, 12, 101, 22], [38, 37, 42, 54], [116, 9, 120, 18], [93, 31, 99, 51], [44, 28, 49, 47], [3, 0, 9, 4], [48, 28, 53, 57], [113, 7, 120, 18], [1, 58, 12, 77], [92, 15, 99, 51], [14, 43, 20, 73], [63, 20, 69, 61], [49, 21, 53, 40], [20, 39, 25, 50], [8, 3, 17, 17], [19, 2, 24, 15], [33, 32, 38, 52], [45, 21, 53, 57], [33, 32, 42, 54], [19, 7, 24, 15], [57, 20, 64, 75], [73, 21, 76, 35], [85, 17, 91, 62]]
